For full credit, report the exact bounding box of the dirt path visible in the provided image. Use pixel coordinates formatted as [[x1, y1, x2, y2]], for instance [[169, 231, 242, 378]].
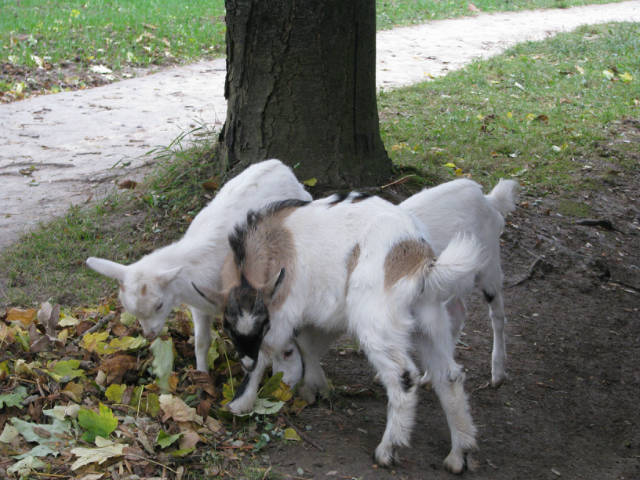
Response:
[[1, 1, 639, 251]]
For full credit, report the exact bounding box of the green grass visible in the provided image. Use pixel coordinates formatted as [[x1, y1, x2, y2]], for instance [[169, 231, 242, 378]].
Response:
[[375, 0, 626, 28], [1, 23, 639, 307], [379, 22, 640, 192], [0, 0, 226, 69]]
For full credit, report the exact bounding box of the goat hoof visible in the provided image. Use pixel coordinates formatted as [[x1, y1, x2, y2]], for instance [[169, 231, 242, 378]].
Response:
[[443, 451, 466, 474], [491, 374, 507, 388], [227, 397, 254, 415], [373, 444, 396, 467]]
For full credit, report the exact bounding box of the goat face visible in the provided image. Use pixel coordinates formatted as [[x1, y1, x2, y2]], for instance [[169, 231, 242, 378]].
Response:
[[223, 279, 271, 372], [86, 257, 181, 339]]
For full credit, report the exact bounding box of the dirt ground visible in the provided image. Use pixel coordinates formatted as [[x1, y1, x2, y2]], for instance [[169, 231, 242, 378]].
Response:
[[254, 121, 640, 479]]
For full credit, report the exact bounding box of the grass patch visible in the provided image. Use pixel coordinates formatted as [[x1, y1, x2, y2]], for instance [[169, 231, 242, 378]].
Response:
[[2, 22, 639, 307], [375, 0, 626, 29], [379, 22, 640, 192], [0, 127, 223, 307]]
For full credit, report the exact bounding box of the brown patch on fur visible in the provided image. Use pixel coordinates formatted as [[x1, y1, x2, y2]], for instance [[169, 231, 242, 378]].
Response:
[[384, 239, 436, 289], [345, 244, 361, 296], [237, 207, 299, 310], [140, 284, 147, 295]]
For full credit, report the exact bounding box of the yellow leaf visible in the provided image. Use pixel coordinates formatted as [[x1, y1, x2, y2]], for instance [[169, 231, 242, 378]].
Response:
[[59, 313, 79, 327], [602, 69, 615, 80], [476, 114, 484, 121], [63, 382, 84, 402], [619, 72, 633, 83], [506, 112, 513, 119], [302, 177, 317, 187], [283, 427, 301, 441], [443, 162, 457, 168], [454, 168, 463, 176], [526, 113, 536, 121], [105, 384, 126, 403], [82, 331, 109, 353]]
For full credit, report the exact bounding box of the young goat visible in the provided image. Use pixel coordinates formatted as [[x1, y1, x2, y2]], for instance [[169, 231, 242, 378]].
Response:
[[196, 193, 485, 471], [401, 178, 518, 386], [85, 159, 311, 372], [273, 178, 518, 391]]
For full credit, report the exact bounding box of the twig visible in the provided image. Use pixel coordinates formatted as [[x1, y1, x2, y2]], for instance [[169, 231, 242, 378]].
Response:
[[125, 452, 178, 474], [380, 174, 416, 190], [283, 415, 325, 452], [73, 312, 115, 344]]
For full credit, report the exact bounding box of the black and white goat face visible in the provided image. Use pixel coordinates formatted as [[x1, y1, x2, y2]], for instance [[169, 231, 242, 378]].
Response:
[[223, 279, 271, 372]]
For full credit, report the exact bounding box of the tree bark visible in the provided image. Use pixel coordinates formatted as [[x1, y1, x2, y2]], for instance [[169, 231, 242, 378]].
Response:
[[219, 0, 392, 188]]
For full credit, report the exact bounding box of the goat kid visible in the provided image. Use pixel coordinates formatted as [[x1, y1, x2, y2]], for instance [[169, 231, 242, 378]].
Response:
[[273, 178, 518, 392], [85, 159, 311, 372], [196, 193, 485, 471]]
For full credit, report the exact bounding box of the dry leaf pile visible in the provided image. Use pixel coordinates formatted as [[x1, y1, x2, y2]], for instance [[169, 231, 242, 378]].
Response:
[[0, 300, 304, 479]]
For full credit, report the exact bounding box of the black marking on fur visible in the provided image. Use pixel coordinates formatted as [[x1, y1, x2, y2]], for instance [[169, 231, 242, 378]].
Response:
[[401, 370, 414, 392], [191, 282, 217, 306], [351, 192, 373, 203], [228, 198, 310, 265], [328, 192, 350, 206], [233, 374, 251, 400], [483, 290, 495, 304]]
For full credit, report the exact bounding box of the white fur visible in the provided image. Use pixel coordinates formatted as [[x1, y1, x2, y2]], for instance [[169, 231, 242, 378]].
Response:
[[401, 178, 519, 386], [223, 194, 484, 470], [86, 159, 311, 371], [275, 177, 519, 388]]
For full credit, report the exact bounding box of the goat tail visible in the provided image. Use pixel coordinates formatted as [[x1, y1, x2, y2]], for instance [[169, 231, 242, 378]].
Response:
[[421, 234, 485, 301], [486, 179, 519, 218]]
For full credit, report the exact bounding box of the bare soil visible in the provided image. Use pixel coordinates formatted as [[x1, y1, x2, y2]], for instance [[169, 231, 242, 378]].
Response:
[[255, 121, 640, 479]]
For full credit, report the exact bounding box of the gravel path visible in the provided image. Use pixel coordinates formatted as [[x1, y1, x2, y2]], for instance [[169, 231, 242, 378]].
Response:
[[1, 1, 639, 251]]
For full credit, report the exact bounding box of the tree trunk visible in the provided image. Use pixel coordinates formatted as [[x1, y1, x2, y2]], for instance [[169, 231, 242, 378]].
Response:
[[219, 0, 392, 189]]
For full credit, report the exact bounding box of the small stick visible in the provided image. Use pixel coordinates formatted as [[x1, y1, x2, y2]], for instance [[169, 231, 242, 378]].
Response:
[[283, 415, 325, 452]]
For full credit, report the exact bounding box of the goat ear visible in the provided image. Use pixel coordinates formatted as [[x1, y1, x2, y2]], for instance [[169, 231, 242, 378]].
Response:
[[191, 282, 226, 306], [156, 266, 182, 286], [86, 257, 127, 282], [262, 268, 285, 302]]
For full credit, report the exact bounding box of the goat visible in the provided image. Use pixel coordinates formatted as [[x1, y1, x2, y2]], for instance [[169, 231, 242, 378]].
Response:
[[85, 159, 311, 372], [273, 178, 518, 390], [196, 192, 485, 471]]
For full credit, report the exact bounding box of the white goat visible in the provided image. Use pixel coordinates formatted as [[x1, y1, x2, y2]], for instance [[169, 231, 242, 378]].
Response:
[[196, 192, 485, 471], [85, 159, 311, 372], [274, 178, 518, 389]]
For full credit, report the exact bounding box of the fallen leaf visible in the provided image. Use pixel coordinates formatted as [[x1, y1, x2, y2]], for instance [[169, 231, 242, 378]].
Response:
[[105, 384, 127, 403], [619, 72, 633, 83], [89, 65, 113, 75], [7, 456, 46, 477], [62, 381, 84, 402], [0, 385, 28, 409], [78, 403, 118, 443], [7, 307, 37, 328], [201, 178, 219, 191], [118, 179, 138, 189], [156, 430, 182, 449], [159, 394, 203, 424], [150, 338, 174, 393], [178, 428, 201, 450], [46, 359, 85, 383], [602, 69, 615, 80], [302, 177, 317, 187], [70, 439, 124, 470], [283, 427, 301, 441], [468, 3, 481, 12]]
